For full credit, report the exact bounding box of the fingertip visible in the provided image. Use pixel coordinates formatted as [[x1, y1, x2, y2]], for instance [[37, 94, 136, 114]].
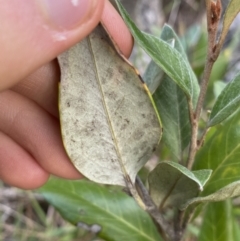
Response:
[[0, 90, 83, 181], [0, 132, 50, 189], [20, 171, 50, 190], [101, 0, 133, 58]]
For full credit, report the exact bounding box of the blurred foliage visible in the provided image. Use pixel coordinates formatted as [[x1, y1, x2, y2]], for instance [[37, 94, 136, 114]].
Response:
[[0, 182, 104, 241]]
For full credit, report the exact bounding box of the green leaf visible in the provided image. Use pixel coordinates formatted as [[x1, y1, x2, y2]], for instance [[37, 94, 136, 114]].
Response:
[[190, 29, 208, 77], [198, 200, 235, 241], [115, 0, 199, 101], [233, 219, 240, 240], [194, 110, 240, 195], [58, 24, 161, 186], [153, 75, 191, 160], [145, 23, 188, 90], [39, 178, 162, 241], [213, 81, 227, 99], [148, 161, 210, 209], [181, 24, 202, 51], [208, 73, 240, 126], [181, 181, 240, 210], [192, 169, 212, 187], [144, 24, 192, 160], [218, 0, 240, 49], [159, 24, 188, 60], [143, 57, 164, 94], [206, 50, 231, 107]]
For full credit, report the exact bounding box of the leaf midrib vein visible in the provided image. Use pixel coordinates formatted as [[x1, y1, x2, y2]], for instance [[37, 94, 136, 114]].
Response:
[[87, 35, 128, 182]]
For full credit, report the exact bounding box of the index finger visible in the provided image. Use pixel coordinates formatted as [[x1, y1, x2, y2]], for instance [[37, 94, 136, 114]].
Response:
[[101, 0, 133, 58]]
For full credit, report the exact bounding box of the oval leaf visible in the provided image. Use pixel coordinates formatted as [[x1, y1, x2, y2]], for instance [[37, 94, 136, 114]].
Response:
[[148, 161, 208, 209], [153, 75, 191, 161], [115, 0, 199, 102], [194, 110, 240, 195], [218, 0, 240, 49], [58, 25, 161, 186], [181, 181, 240, 210], [208, 72, 240, 126], [145, 24, 192, 161], [144, 24, 188, 94], [39, 178, 162, 241]]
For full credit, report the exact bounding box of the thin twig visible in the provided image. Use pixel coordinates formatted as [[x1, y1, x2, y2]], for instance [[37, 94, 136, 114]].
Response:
[[195, 0, 222, 120], [187, 0, 222, 170], [136, 177, 175, 241], [187, 99, 198, 169]]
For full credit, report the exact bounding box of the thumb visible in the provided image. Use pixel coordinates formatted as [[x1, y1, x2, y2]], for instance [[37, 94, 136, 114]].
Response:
[[0, 0, 105, 91]]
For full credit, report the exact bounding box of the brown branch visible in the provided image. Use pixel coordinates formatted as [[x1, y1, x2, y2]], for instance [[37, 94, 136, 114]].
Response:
[[187, 99, 198, 169], [136, 177, 175, 241], [197, 127, 210, 150], [187, 0, 222, 170]]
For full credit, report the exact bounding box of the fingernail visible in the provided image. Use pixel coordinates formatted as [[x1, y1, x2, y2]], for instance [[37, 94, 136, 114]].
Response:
[[38, 0, 94, 29]]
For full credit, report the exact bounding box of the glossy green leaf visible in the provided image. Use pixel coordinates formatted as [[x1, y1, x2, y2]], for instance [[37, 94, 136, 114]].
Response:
[[58, 24, 161, 187], [144, 24, 192, 161], [198, 200, 235, 241], [181, 181, 240, 210], [39, 178, 162, 241], [218, 0, 240, 49], [233, 219, 240, 240], [194, 110, 240, 195], [148, 161, 210, 209], [208, 73, 240, 126], [116, 0, 199, 101]]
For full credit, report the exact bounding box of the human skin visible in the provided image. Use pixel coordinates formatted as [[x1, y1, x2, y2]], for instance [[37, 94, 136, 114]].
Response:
[[0, 0, 133, 189]]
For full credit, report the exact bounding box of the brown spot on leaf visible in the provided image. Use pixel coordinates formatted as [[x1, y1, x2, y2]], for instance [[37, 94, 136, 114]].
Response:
[[132, 130, 144, 140]]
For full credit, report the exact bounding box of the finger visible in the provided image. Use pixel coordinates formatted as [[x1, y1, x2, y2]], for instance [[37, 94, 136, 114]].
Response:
[[11, 60, 60, 118], [0, 90, 82, 179], [0, 0, 105, 91], [12, 1, 133, 118], [0, 131, 49, 189], [101, 0, 133, 57]]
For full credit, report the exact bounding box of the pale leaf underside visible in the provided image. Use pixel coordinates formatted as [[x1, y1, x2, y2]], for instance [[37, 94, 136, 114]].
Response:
[[58, 25, 161, 186]]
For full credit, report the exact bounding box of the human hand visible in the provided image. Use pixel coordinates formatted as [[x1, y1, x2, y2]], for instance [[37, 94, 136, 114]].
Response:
[[0, 0, 133, 189]]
